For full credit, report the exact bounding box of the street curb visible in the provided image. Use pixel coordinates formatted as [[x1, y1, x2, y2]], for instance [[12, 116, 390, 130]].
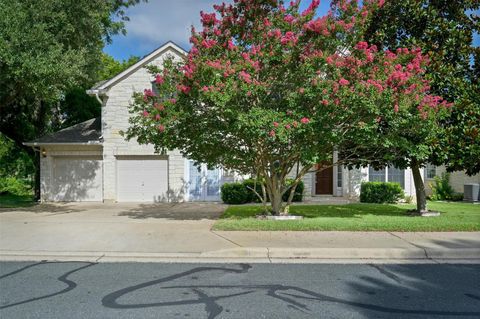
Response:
[[1, 247, 479, 263]]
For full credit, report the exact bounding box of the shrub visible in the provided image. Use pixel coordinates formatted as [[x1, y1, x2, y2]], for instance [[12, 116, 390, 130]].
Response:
[[220, 182, 250, 204], [429, 172, 455, 201], [360, 182, 405, 203], [221, 179, 305, 204], [0, 177, 32, 196], [450, 193, 464, 201]]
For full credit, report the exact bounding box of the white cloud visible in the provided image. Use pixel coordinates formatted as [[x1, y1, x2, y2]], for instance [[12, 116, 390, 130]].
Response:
[[122, 0, 229, 51]]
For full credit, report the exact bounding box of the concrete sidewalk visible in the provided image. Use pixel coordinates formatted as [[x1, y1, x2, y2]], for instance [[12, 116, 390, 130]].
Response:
[[1, 203, 479, 263]]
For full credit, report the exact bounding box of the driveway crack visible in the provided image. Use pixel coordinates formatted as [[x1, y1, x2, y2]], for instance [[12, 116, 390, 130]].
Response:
[[387, 232, 434, 261]]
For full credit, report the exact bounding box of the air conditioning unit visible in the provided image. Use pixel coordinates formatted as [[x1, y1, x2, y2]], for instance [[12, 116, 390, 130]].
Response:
[[464, 183, 479, 202]]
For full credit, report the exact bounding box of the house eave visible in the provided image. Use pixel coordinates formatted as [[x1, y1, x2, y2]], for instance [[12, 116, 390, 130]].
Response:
[[23, 142, 103, 147]]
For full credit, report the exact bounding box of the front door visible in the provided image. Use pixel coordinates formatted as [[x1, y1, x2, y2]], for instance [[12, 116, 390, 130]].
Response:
[[315, 163, 333, 195], [188, 161, 222, 201]]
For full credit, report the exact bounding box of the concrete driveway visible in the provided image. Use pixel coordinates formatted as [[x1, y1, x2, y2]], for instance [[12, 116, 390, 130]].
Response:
[[0, 202, 237, 257]]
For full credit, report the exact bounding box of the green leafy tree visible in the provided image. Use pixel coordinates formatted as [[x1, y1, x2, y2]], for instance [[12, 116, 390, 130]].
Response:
[[125, 0, 448, 215], [342, 0, 480, 213], [54, 54, 140, 131], [0, 0, 143, 198], [98, 53, 140, 81]]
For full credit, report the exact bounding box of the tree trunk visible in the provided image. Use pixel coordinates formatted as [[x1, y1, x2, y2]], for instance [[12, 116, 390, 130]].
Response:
[[283, 182, 298, 214], [270, 184, 283, 215], [411, 160, 427, 214], [33, 151, 40, 200]]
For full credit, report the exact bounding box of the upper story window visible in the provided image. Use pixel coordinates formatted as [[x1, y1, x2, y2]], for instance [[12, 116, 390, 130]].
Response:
[[425, 163, 436, 179]]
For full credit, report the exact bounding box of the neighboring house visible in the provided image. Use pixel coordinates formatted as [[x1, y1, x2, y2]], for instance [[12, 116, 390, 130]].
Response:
[[25, 42, 479, 202]]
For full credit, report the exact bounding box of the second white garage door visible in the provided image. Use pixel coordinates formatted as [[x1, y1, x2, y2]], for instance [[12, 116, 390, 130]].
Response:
[[116, 156, 168, 202]]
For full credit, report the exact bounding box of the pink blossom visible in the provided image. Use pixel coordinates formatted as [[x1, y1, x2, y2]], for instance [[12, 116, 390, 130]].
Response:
[[322, 99, 329, 105], [293, 121, 298, 128], [200, 11, 218, 26], [201, 39, 217, 49], [281, 31, 297, 45], [155, 74, 164, 84], [202, 86, 210, 92], [273, 122, 279, 127], [303, 16, 328, 34], [190, 46, 199, 55], [269, 130, 276, 137], [356, 41, 368, 50], [394, 103, 399, 113], [239, 71, 252, 84], [169, 98, 177, 104], [142, 110, 149, 117], [155, 114, 161, 121], [206, 60, 223, 69], [154, 103, 165, 111], [227, 40, 236, 50], [182, 63, 196, 79], [144, 89, 154, 97], [284, 15, 295, 24], [267, 29, 281, 39], [299, 88, 305, 94], [339, 78, 350, 86], [285, 124, 291, 129], [302, 0, 320, 16], [300, 117, 310, 124], [177, 84, 191, 94], [157, 124, 165, 132]]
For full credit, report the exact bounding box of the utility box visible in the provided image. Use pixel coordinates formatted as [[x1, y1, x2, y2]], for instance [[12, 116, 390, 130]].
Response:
[[464, 183, 479, 202]]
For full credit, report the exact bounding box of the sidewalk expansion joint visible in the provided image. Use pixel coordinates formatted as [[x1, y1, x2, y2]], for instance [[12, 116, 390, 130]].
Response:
[[95, 254, 105, 262], [210, 231, 242, 247], [266, 247, 272, 263]]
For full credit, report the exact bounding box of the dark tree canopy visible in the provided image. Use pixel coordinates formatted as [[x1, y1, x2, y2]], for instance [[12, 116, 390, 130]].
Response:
[[0, 0, 144, 197], [361, 0, 480, 176]]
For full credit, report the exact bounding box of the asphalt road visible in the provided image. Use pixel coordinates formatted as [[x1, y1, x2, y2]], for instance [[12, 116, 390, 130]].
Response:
[[0, 262, 479, 318]]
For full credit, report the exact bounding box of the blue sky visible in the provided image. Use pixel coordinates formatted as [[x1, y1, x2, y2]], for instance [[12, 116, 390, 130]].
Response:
[[104, 0, 479, 61]]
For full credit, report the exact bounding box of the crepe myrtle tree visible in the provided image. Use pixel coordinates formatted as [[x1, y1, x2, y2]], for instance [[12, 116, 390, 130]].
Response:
[[125, 0, 449, 215]]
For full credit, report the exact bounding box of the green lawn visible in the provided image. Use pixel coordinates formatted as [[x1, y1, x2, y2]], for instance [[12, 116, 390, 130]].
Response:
[[0, 193, 36, 208], [213, 202, 480, 231]]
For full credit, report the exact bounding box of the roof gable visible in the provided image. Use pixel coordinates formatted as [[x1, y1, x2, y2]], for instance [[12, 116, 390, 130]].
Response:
[[91, 41, 187, 93]]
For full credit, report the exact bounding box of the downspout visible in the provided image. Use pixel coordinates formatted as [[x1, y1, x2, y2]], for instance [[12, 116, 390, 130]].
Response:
[[93, 91, 102, 105]]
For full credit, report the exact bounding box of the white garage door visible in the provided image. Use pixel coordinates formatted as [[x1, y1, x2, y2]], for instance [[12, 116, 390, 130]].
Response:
[[52, 156, 103, 201], [116, 156, 168, 202]]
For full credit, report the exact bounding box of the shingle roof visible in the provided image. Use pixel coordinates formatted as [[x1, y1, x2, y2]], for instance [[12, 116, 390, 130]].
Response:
[[25, 117, 102, 145]]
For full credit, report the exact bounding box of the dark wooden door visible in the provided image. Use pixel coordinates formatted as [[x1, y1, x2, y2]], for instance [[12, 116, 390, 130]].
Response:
[[315, 164, 333, 195]]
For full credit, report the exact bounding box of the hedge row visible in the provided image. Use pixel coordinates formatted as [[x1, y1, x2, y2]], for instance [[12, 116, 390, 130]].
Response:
[[221, 179, 304, 204], [360, 182, 404, 203]]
